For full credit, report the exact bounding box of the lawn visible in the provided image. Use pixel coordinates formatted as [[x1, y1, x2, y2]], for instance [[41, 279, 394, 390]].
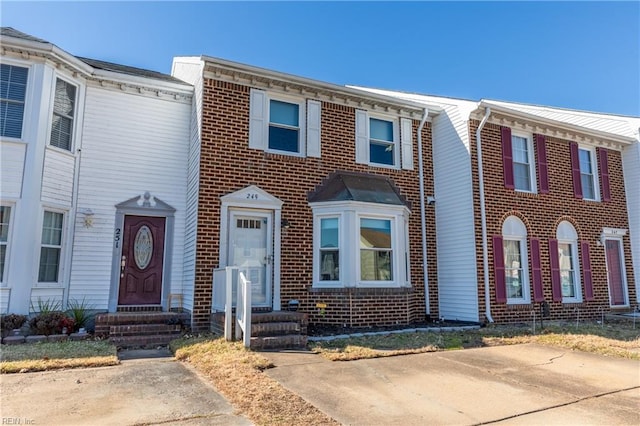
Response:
[[0, 340, 118, 373]]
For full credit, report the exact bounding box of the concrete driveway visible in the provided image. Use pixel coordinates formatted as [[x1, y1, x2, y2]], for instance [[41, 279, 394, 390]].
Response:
[[0, 350, 251, 426], [262, 343, 640, 425]]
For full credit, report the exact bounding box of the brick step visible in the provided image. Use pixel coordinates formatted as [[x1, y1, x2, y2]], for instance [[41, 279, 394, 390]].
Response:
[[108, 323, 182, 337], [95, 312, 188, 326], [110, 334, 178, 349], [251, 321, 301, 336], [250, 334, 308, 350], [252, 311, 308, 325]]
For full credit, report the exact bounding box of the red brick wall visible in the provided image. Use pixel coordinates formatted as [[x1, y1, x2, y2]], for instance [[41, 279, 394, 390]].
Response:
[[191, 79, 438, 329], [470, 120, 635, 323]]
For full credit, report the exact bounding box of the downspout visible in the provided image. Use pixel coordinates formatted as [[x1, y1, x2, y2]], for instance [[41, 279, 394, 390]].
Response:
[[417, 108, 431, 316], [476, 106, 493, 323]]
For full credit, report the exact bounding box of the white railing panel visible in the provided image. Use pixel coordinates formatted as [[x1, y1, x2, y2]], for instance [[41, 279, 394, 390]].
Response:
[[212, 268, 227, 312], [236, 271, 252, 348]]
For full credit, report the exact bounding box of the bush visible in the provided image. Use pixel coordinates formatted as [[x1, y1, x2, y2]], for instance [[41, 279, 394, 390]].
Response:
[[66, 298, 94, 332], [1, 314, 28, 336], [29, 312, 74, 336]]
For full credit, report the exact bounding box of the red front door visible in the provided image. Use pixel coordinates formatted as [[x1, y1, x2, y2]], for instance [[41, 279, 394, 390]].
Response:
[[118, 215, 165, 305], [605, 239, 627, 307]]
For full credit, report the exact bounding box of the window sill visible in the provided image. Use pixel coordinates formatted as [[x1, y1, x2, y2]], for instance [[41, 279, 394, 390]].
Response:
[[368, 162, 400, 171], [311, 286, 413, 295], [46, 144, 75, 157], [562, 298, 583, 305], [506, 302, 532, 309]]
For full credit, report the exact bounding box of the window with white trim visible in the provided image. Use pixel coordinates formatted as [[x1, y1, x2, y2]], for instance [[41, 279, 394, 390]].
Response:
[[369, 117, 396, 166], [557, 221, 582, 302], [249, 88, 321, 158], [578, 147, 598, 200], [50, 78, 77, 151], [0, 64, 28, 139], [312, 202, 409, 288], [38, 211, 64, 283], [355, 109, 407, 168], [512, 133, 536, 192], [502, 216, 530, 303], [0, 206, 11, 283]]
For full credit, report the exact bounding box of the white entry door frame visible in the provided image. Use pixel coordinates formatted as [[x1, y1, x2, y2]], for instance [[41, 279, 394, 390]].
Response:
[[219, 186, 283, 310]]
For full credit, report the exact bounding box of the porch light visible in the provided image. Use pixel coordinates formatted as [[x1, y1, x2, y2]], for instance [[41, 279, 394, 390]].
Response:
[[81, 208, 95, 228], [281, 218, 291, 229]]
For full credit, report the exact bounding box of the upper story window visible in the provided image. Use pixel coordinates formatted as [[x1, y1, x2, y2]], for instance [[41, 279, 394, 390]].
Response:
[[369, 118, 396, 166], [268, 99, 300, 153], [249, 88, 321, 158], [0, 206, 12, 283], [500, 127, 548, 193], [0, 64, 28, 139], [578, 147, 598, 200], [356, 110, 413, 169], [38, 210, 64, 283], [49, 78, 77, 151], [512, 134, 535, 192]]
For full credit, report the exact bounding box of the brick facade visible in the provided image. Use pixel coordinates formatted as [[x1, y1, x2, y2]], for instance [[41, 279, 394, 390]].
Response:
[[470, 120, 635, 323], [191, 78, 438, 329]]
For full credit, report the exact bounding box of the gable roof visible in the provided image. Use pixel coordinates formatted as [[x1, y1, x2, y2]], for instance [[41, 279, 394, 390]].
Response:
[[78, 57, 184, 84], [1, 27, 48, 43]]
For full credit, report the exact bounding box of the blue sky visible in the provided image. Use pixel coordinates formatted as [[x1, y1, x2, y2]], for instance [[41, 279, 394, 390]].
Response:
[[2, 1, 638, 116]]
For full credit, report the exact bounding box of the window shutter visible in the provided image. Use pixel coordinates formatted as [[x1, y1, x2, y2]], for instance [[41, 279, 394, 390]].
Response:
[[492, 235, 507, 303], [535, 134, 549, 194], [501, 126, 514, 189], [549, 238, 562, 302], [249, 88, 267, 150], [400, 118, 414, 170], [569, 142, 583, 198], [355, 109, 369, 164], [581, 241, 594, 301], [530, 238, 544, 302], [598, 148, 611, 201], [307, 99, 321, 158]]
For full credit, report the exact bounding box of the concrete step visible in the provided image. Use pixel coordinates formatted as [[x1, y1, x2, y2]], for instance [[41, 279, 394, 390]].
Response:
[[250, 334, 308, 350], [251, 321, 301, 336], [110, 334, 178, 348]]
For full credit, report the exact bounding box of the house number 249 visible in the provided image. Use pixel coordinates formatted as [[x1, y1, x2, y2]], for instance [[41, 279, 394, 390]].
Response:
[[246, 193, 258, 200]]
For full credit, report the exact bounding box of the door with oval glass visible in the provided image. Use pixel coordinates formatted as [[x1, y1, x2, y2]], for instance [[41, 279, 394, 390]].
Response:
[[228, 211, 272, 307], [118, 215, 165, 305]]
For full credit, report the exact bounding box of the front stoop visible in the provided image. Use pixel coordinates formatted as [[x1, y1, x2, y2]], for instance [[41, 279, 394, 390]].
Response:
[[211, 311, 308, 350], [95, 312, 189, 348]]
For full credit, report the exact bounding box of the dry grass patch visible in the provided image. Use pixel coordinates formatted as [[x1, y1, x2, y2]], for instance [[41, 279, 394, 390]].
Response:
[[170, 335, 338, 426], [311, 322, 640, 361], [1, 340, 118, 373]]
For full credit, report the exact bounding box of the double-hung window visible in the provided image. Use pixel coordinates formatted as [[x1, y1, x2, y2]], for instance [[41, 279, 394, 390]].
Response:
[[360, 218, 393, 281], [558, 243, 576, 298], [50, 78, 77, 151], [268, 99, 300, 153], [0, 64, 28, 139], [578, 148, 597, 200], [369, 118, 396, 166], [38, 211, 64, 283], [551, 221, 582, 303], [512, 134, 535, 192], [0, 206, 11, 282], [495, 215, 530, 304], [319, 217, 340, 282]]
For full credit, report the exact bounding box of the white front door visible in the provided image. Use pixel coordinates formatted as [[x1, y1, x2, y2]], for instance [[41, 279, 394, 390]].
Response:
[[228, 210, 272, 307]]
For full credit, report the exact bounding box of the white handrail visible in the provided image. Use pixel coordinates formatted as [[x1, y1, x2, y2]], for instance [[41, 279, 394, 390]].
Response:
[[235, 271, 252, 348]]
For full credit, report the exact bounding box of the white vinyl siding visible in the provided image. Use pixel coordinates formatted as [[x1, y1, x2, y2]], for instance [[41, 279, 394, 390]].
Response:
[[41, 149, 75, 207], [69, 86, 190, 310], [431, 105, 479, 322], [622, 142, 640, 303], [0, 142, 26, 198]]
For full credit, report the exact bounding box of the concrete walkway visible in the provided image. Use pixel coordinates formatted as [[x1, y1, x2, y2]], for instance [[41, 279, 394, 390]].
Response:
[[0, 350, 251, 426], [262, 343, 640, 425]]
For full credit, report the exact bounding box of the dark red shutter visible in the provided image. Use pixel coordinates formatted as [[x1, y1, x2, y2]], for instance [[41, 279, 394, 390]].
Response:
[[535, 134, 549, 194], [501, 127, 514, 189], [598, 148, 611, 201], [492, 235, 507, 303], [530, 238, 544, 302], [549, 239, 562, 302], [581, 241, 594, 301], [569, 142, 583, 198]]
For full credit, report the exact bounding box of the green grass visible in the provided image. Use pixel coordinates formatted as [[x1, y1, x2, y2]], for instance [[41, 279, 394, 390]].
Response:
[[0, 340, 118, 373]]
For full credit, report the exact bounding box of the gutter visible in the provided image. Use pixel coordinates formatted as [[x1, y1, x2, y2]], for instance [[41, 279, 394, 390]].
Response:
[[417, 108, 431, 316], [475, 107, 494, 323]]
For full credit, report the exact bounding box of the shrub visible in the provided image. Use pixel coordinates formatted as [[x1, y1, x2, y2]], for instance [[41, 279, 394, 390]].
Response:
[[1, 314, 28, 336], [29, 312, 73, 336], [66, 298, 94, 331], [30, 298, 62, 314]]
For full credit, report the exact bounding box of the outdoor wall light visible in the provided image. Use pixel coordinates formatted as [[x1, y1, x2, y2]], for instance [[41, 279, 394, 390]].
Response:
[[281, 219, 291, 229], [81, 208, 95, 228]]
